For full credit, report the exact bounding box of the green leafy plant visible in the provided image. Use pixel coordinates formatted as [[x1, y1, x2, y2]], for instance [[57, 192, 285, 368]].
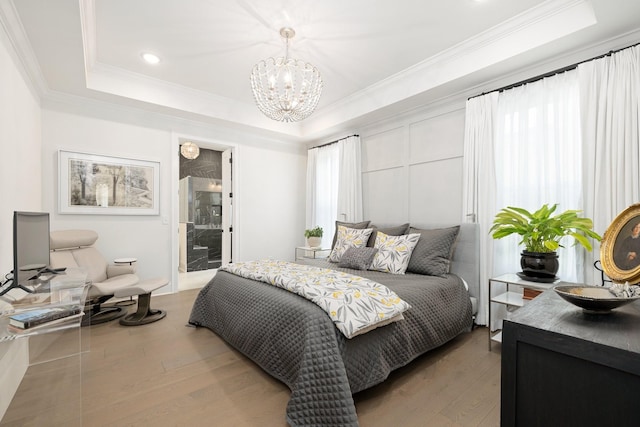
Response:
[[490, 204, 601, 253], [304, 226, 323, 238]]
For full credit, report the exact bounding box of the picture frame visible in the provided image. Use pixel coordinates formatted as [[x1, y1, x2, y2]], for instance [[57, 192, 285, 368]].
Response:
[[58, 150, 160, 215], [600, 203, 640, 284]]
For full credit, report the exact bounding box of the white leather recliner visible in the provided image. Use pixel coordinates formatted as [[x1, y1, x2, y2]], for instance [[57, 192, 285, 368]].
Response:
[[49, 229, 167, 326]]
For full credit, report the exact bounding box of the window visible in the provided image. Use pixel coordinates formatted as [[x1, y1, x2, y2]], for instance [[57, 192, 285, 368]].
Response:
[[493, 70, 584, 281]]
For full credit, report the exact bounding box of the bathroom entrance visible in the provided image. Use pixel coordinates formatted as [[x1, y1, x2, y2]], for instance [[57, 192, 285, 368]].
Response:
[[178, 144, 232, 272]]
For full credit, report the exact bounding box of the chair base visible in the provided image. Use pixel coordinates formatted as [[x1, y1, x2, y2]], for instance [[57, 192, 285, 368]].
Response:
[[115, 296, 136, 306], [119, 293, 166, 326], [82, 304, 127, 326]]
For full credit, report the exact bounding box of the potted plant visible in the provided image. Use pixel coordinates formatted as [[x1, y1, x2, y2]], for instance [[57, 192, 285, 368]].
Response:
[[490, 204, 601, 281], [304, 226, 323, 248]]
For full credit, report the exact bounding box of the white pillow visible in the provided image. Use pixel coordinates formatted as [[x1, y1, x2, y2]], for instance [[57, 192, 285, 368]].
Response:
[[370, 231, 421, 274], [329, 225, 373, 263]]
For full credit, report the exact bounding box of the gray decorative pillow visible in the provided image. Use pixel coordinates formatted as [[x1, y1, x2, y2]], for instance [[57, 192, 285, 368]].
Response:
[[367, 223, 410, 247], [338, 247, 378, 270], [406, 226, 460, 276], [331, 220, 371, 249]]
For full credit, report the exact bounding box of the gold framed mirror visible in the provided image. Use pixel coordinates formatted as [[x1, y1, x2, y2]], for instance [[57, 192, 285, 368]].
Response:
[[600, 203, 640, 284]]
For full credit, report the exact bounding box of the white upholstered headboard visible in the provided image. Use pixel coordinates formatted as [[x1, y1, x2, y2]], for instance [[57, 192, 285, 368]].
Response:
[[450, 223, 480, 301]]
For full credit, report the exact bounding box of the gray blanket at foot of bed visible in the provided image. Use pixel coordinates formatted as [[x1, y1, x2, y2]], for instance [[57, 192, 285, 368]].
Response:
[[188, 263, 472, 426]]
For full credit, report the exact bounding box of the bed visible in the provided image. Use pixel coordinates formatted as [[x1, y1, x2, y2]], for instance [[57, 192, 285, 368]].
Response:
[[188, 223, 479, 426]]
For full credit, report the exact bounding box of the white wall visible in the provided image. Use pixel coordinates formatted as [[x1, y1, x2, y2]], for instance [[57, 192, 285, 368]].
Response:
[[0, 26, 41, 277], [0, 20, 40, 421], [235, 144, 307, 261], [360, 104, 465, 225], [41, 110, 174, 290], [39, 108, 307, 292]]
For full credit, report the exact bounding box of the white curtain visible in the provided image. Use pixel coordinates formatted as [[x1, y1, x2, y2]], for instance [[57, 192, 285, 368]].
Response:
[[462, 92, 498, 327], [463, 71, 584, 327], [306, 144, 339, 249], [305, 147, 319, 230], [491, 71, 584, 330], [336, 135, 364, 223], [494, 70, 584, 284], [306, 136, 363, 249], [579, 45, 640, 285]]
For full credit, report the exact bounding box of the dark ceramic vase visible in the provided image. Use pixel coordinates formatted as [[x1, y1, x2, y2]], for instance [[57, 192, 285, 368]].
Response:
[[520, 251, 559, 280]]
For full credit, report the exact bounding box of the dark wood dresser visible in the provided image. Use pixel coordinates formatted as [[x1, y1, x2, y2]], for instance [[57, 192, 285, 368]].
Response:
[[501, 289, 640, 427]]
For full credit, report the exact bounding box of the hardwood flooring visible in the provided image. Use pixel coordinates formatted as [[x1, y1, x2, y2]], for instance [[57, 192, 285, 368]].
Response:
[[2, 290, 501, 427]]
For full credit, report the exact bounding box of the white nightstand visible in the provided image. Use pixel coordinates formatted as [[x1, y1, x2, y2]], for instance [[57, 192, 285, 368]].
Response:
[[488, 273, 564, 350], [295, 247, 330, 261]]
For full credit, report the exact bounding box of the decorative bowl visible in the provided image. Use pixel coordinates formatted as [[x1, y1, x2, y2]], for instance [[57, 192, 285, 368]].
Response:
[[553, 285, 640, 314]]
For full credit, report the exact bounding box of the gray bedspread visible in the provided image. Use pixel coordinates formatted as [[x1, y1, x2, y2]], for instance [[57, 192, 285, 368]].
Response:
[[188, 259, 473, 426]]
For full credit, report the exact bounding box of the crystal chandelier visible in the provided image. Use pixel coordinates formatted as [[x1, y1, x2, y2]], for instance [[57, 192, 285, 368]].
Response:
[[250, 28, 323, 122], [180, 141, 200, 159]]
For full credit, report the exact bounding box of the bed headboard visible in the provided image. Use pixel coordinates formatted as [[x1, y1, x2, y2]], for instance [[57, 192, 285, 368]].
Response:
[[409, 223, 480, 302], [450, 223, 480, 301]]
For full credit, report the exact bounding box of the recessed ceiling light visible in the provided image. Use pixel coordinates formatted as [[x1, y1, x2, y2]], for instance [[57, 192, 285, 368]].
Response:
[[141, 52, 160, 64]]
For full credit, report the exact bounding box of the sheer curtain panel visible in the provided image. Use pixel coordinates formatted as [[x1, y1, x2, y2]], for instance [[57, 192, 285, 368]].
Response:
[[336, 135, 364, 223], [463, 71, 584, 328], [306, 144, 339, 249], [494, 70, 584, 286], [579, 45, 640, 284], [462, 92, 498, 326]]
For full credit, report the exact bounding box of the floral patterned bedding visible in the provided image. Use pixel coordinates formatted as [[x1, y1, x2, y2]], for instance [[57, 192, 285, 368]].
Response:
[[219, 260, 411, 338]]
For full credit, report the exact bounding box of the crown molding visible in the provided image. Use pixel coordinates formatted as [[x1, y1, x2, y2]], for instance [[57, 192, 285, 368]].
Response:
[[310, 25, 640, 148], [79, 1, 305, 138], [0, 0, 47, 99], [6, 0, 633, 145], [75, 0, 597, 139], [302, 0, 596, 137], [41, 89, 306, 151], [79, 0, 97, 72]]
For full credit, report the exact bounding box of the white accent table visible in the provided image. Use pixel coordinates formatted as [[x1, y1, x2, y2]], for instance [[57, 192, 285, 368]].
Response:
[[295, 247, 330, 261], [488, 273, 562, 350], [113, 258, 138, 305]]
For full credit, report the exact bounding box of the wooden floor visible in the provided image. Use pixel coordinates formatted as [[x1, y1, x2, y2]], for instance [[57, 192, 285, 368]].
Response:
[[2, 290, 501, 427]]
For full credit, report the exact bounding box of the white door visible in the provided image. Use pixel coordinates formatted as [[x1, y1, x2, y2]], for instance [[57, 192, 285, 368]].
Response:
[[221, 149, 233, 265]]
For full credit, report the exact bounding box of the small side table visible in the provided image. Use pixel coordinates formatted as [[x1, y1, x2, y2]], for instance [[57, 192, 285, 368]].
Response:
[[114, 257, 137, 265], [295, 247, 330, 261], [488, 273, 560, 350], [113, 258, 138, 306]]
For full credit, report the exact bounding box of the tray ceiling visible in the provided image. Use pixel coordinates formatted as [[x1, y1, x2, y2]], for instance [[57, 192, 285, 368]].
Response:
[[3, 0, 640, 141]]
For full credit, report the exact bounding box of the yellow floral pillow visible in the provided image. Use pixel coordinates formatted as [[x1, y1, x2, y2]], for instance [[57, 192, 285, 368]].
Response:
[[329, 225, 373, 263], [370, 231, 421, 274]]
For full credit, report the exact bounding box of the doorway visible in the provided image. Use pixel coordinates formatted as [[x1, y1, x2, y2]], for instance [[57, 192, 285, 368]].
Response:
[[175, 137, 234, 291]]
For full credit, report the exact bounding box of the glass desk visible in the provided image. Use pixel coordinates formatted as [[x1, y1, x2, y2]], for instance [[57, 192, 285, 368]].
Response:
[[0, 270, 89, 426]]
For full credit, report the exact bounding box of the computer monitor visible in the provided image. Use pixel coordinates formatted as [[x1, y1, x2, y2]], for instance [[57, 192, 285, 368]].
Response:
[[0, 211, 51, 296]]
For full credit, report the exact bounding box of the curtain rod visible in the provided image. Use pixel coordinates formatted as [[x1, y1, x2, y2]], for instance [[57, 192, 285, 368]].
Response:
[[467, 41, 640, 101], [310, 134, 360, 150]]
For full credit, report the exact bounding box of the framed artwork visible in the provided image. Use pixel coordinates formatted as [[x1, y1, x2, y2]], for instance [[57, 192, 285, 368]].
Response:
[[58, 150, 160, 215], [600, 203, 640, 284]]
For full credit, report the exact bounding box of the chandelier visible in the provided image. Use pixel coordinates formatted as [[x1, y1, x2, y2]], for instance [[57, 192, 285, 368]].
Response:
[[180, 141, 200, 159], [250, 28, 323, 122]]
